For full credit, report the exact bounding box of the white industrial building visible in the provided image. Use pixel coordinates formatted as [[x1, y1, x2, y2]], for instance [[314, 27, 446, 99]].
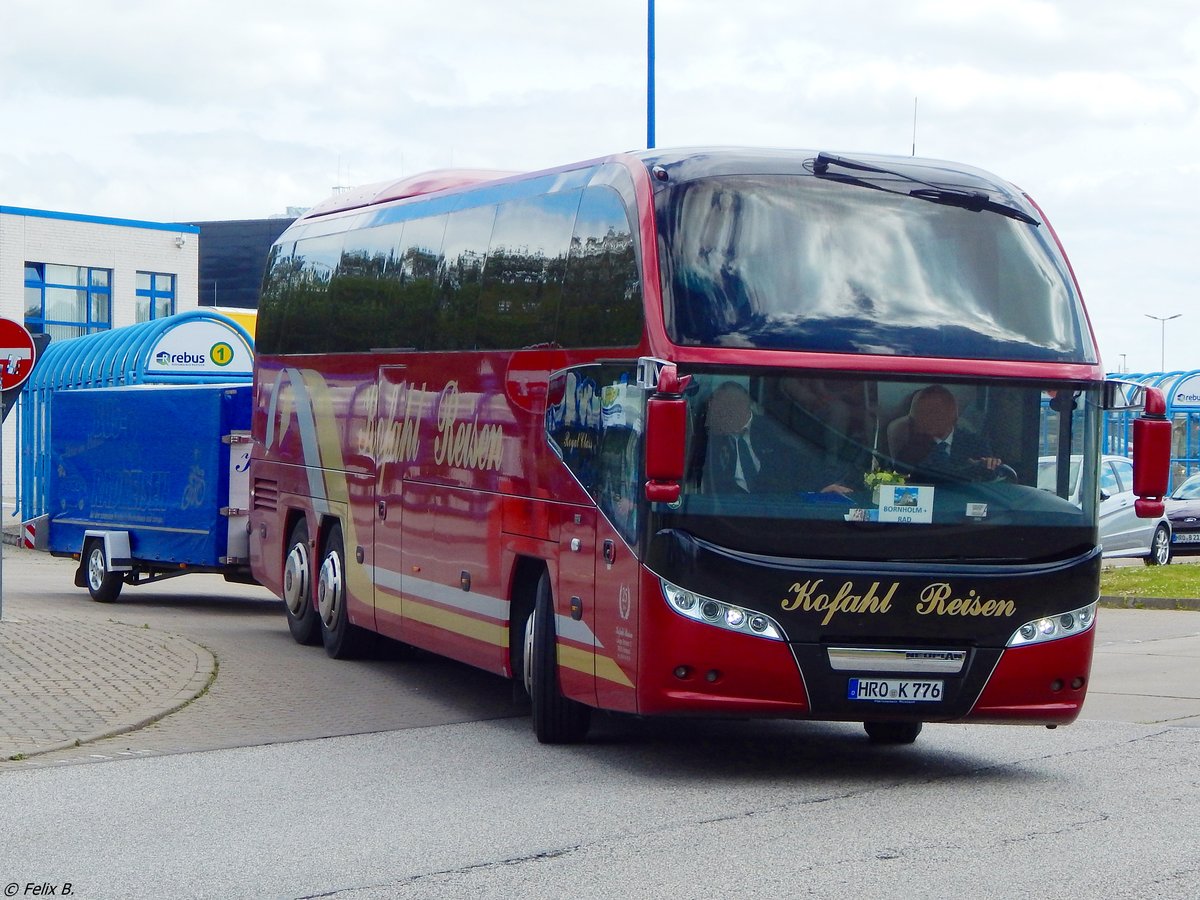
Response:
[[0, 205, 201, 508]]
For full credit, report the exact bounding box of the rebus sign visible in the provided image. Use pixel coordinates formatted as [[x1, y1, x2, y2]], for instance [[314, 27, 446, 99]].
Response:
[[145, 318, 253, 376]]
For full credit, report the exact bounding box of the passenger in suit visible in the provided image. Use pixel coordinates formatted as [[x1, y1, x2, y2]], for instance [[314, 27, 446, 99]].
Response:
[[702, 382, 852, 496], [890, 385, 1002, 475]]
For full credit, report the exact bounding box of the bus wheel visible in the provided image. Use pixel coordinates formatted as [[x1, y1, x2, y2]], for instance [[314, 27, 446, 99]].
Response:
[[317, 525, 374, 660], [1144, 524, 1172, 567], [84, 538, 124, 603], [282, 519, 321, 645], [864, 721, 922, 744], [527, 571, 590, 744]]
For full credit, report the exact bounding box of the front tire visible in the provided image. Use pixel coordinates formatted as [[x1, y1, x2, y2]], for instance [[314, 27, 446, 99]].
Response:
[[526, 571, 590, 744], [1144, 523, 1172, 567], [864, 720, 923, 744], [317, 525, 375, 659], [283, 519, 321, 645], [84, 539, 124, 603]]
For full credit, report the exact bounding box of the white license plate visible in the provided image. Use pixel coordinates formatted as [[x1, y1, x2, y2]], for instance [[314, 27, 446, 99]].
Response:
[[1173, 533, 1200, 544], [848, 678, 944, 702]]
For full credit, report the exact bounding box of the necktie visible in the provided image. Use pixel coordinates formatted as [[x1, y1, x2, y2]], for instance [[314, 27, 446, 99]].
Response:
[[932, 440, 950, 463], [734, 434, 758, 490]]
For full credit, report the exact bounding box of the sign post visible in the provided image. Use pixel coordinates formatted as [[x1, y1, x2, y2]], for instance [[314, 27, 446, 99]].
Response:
[[0, 318, 38, 620]]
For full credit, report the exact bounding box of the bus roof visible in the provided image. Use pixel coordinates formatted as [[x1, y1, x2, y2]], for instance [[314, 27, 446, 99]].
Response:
[[302, 169, 518, 220]]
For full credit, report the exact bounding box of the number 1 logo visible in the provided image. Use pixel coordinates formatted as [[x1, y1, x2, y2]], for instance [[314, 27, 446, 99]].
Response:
[[210, 341, 234, 366]]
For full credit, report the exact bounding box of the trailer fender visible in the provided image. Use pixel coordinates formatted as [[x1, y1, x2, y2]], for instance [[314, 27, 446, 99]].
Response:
[[82, 530, 133, 572]]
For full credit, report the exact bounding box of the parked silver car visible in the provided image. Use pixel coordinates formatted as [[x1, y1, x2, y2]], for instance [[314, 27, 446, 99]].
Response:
[[1037, 455, 1172, 565]]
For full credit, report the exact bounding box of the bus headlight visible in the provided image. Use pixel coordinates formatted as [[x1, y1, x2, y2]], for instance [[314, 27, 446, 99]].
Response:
[[660, 578, 786, 641], [1007, 601, 1097, 647]]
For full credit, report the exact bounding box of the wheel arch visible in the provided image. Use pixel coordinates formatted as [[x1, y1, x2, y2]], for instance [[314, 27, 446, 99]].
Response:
[[507, 555, 548, 682]]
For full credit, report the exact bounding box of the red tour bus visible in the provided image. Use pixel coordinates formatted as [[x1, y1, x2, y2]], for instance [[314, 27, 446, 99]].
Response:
[[249, 149, 1170, 744]]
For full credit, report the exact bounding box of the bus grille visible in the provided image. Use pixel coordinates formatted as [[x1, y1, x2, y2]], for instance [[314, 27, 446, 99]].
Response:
[[252, 478, 279, 512]]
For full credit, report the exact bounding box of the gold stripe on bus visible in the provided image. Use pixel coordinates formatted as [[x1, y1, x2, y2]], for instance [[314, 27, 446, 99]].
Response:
[[556, 644, 635, 689], [404, 596, 508, 647], [300, 370, 377, 602]]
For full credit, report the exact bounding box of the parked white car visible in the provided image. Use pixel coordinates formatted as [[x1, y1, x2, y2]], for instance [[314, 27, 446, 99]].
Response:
[[1037, 455, 1172, 566]]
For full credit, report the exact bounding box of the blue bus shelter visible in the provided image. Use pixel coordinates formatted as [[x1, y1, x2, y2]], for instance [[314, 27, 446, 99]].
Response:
[[18, 310, 254, 522], [1103, 370, 1200, 492]]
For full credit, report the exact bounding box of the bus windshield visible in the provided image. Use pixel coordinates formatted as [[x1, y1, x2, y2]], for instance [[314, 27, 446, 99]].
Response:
[[648, 372, 1100, 564], [658, 173, 1093, 362]]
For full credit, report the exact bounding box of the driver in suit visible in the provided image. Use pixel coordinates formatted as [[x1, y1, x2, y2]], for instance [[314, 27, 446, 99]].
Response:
[[893, 385, 1003, 475]]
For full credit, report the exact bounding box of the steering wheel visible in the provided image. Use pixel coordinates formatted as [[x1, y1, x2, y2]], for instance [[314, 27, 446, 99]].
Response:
[[968, 462, 1018, 483]]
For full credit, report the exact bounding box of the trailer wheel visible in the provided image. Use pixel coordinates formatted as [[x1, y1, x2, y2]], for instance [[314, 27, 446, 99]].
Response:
[[84, 538, 124, 603], [526, 570, 590, 744], [283, 519, 320, 645], [864, 721, 923, 744], [317, 525, 374, 659]]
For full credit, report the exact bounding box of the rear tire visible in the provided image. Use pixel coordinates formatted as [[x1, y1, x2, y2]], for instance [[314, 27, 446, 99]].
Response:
[[527, 571, 591, 744], [1144, 523, 1172, 567], [84, 539, 124, 603], [283, 519, 321, 645], [864, 720, 923, 744], [317, 525, 375, 659]]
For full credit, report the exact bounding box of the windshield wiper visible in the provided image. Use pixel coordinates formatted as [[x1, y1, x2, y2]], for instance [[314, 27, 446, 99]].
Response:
[[812, 152, 1039, 226]]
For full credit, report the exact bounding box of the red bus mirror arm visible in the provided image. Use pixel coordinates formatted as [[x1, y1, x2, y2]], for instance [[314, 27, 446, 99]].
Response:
[[644, 364, 691, 503], [1132, 386, 1170, 518]]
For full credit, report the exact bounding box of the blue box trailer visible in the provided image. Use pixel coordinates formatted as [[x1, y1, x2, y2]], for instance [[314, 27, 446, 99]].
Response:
[[45, 383, 255, 601]]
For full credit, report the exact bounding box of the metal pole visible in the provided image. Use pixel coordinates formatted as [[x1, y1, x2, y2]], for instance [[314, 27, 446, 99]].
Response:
[[1, 407, 5, 620], [647, 0, 656, 149]]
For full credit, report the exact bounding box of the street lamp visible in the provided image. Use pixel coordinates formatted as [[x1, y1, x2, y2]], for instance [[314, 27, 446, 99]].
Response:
[[1145, 314, 1181, 372]]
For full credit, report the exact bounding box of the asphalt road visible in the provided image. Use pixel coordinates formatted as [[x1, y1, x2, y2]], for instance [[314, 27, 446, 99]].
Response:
[[1, 550, 1199, 898]]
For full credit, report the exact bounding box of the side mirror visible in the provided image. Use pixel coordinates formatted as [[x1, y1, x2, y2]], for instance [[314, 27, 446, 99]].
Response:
[[1132, 386, 1170, 518], [644, 364, 691, 503]]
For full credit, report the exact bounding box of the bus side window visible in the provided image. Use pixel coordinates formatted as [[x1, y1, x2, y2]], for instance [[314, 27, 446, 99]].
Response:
[[477, 192, 581, 350], [559, 186, 644, 349], [437, 205, 496, 351]]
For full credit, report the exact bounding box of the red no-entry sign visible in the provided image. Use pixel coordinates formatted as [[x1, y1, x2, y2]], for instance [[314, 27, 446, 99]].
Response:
[[0, 318, 37, 392]]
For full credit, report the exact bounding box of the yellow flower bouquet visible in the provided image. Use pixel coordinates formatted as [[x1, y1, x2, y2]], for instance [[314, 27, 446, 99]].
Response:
[[864, 469, 906, 503]]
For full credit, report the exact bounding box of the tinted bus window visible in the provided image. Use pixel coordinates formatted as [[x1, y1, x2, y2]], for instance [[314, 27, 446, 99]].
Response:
[[477, 191, 581, 350], [262, 232, 347, 353], [388, 214, 448, 351], [560, 186, 643, 349], [437, 204, 497, 350]]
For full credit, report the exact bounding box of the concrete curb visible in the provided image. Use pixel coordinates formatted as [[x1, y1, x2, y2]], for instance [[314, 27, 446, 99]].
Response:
[[1099, 595, 1200, 612], [0, 615, 218, 762]]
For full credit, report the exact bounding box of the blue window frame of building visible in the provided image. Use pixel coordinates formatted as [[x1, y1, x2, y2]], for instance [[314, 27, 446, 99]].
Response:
[[24, 263, 112, 339], [136, 271, 177, 322]]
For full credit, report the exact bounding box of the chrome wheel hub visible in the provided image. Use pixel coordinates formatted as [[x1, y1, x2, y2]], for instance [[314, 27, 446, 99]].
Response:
[[317, 551, 343, 629], [283, 542, 310, 616]]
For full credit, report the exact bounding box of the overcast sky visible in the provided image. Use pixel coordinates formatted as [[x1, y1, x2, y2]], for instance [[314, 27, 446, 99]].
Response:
[[2, 0, 1196, 373]]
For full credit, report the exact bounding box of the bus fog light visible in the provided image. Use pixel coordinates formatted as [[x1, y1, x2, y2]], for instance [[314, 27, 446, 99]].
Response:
[[673, 666, 691, 679]]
